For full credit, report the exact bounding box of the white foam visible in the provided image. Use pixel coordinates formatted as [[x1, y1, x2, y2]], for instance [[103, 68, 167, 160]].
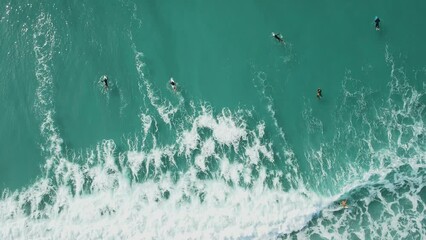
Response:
[[213, 114, 247, 146], [1, 89, 331, 239], [179, 126, 199, 157], [244, 125, 274, 166], [0, 170, 328, 239], [291, 47, 426, 239], [127, 150, 145, 178], [177, 106, 249, 161], [197, 107, 247, 147], [250, 69, 301, 181], [133, 47, 181, 125], [295, 167, 426, 239], [194, 138, 216, 171], [32, 13, 65, 172], [126, 136, 178, 179], [11, 19, 426, 240], [140, 113, 152, 137], [219, 157, 244, 184]]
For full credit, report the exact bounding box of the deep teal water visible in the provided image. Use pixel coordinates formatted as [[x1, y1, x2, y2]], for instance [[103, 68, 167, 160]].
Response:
[[1, 0, 425, 239]]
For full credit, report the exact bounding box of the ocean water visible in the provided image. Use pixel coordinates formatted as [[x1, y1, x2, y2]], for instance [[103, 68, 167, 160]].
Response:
[[0, 0, 425, 239]]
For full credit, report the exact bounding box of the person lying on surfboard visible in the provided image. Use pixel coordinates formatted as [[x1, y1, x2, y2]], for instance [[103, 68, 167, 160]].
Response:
[[101, 75, 108, 89], [317, 88, 322, 99], [340, 200, 348, 208], [272, 32, 285, 44], [170, 78, 176, 91], [374, 17, 381, 31]]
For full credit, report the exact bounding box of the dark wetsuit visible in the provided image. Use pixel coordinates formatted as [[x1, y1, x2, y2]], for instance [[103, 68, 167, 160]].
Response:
[[170, 80, 176, 90], [273, 34, 283, 43], [102, 77, 108, 88], [375, 18, 380, 30], [317, 88, 322, 98]]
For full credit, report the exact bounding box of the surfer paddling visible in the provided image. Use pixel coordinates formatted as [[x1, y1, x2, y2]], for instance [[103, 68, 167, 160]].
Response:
[[101, 75, 108, 90], [317, 88, 322, 99], [374, 17, 381, 31], [170, 78, 176, 91], [272, 32, 285, 44]]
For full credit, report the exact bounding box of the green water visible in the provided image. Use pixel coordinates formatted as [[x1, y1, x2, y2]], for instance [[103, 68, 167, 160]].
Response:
[[1, 0, 425, 239]]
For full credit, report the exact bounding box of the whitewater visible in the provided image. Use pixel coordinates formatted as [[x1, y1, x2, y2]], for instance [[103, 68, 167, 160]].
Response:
[[1, 1, 425, 239]]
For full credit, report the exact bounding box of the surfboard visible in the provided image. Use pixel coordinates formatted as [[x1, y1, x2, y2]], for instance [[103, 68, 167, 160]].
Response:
[[328, 205, 348, 212]]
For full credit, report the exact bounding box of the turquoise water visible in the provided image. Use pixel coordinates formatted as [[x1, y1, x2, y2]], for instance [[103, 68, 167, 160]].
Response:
[[1, 0, 425, 239]]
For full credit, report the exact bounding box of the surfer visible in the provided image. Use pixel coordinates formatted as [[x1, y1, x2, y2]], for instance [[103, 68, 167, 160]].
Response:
[[272, 32, 285, 44], [170, 78, 176, 91], [340, 200, 348, 208], [101, 75, 108, 89], [317, 88, 322, 99], [374, 17, 381, 31]]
